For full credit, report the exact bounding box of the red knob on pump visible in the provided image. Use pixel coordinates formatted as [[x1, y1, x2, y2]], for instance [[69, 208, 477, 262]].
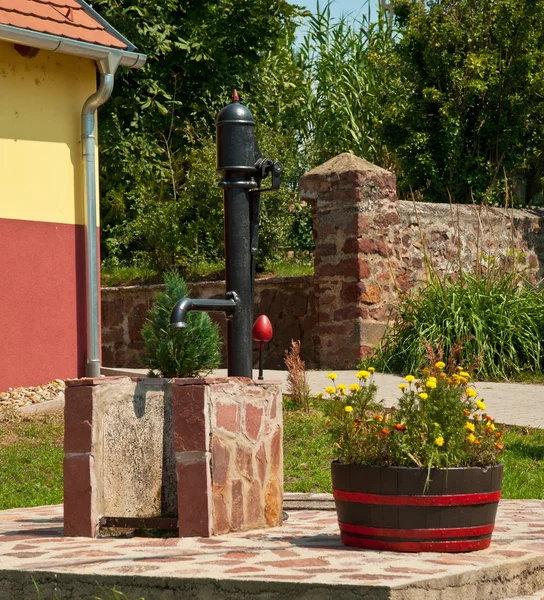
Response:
[[253, 315, 273, 343], [253, 315, 273, 380]]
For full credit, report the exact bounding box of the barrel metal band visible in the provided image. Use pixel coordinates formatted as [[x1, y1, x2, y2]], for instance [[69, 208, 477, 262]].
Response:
[[333, 489, 501, 506], [338, 521, 495, 539], [341, 534, 492, 553]]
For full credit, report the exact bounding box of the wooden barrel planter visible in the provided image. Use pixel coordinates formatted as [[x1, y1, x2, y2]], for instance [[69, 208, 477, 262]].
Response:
[[332, 462, 503, 553]]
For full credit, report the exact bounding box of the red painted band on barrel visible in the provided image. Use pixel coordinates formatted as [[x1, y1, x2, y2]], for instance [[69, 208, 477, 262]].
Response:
[[333, 489, 501, 506], [341, 533, 492, 552], [339, 521, 495, 539]]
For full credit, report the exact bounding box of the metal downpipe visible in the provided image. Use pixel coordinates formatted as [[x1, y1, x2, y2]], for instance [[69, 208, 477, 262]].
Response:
[[82, 56, 120, 377]]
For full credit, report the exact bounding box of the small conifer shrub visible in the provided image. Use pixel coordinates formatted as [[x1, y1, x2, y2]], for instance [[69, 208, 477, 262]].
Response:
[[140, 272, 221, 378]]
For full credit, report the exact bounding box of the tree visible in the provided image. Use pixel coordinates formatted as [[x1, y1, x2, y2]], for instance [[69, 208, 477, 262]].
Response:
[[381, 0, 544, 204], [92, 0, 306, 269]]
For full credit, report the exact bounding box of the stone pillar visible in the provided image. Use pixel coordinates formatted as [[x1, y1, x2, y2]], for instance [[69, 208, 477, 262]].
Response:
[[172, 377, 283, 536], [64, 376, 283, 538], [299, 153, 398, 368]]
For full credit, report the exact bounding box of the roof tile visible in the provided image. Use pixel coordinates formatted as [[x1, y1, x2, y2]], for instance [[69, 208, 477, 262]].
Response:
[[0, 0, 127, 49]]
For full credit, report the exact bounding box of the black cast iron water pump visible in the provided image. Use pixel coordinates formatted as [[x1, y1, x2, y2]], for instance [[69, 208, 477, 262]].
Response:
[[169, 91, 282, 378]]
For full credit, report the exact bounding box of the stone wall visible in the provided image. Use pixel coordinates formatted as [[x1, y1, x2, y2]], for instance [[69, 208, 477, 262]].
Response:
[[101, 276, 316, 371], [101, 153, 544, 371], [299, 153, 544, 368]]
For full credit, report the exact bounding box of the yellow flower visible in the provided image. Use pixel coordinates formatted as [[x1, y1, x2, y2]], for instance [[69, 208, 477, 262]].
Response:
[[425, 380, 437, 389], [350, 384, 361, 392], [345, 405, 353, 413], [465, 422, 475, 432], [435, 436, 445, 447], [327, 373, 337, 381], [368, 367, 376, 373], [434, 422, 440, 428], [325, 386, 335, 395], [486, 422, 496, 431], [466, 433, 476, 443], [337, 384, 347, 394], [422, 367, 431, 376], [457, 366, 463, 372], [398, 383, 408, 391], [356, 370, 370, 380], [419, 393, 428, 400], [315, 392, 324, 399], [460, 371, 470, 378], [435, 361, 446, 369], [405, 375, 415, 383], [428, 376, 437, 382], [475, 400, 486, 410], [466, 388, 477, 398]]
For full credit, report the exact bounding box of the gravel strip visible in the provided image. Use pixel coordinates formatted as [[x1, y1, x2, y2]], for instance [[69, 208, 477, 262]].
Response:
[[0, 379, 65, 409]]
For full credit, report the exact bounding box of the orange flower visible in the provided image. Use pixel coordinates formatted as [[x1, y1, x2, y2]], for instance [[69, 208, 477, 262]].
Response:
[[394, 423, 405, 431], [474, 439, 481, 445], [495, 443, 504, 450], [380, 427, 391, 435], [463, 409, 471, 416], [495, 432, 503, 439], [484, 414, 494, 422], [374, 414, 383, 422]]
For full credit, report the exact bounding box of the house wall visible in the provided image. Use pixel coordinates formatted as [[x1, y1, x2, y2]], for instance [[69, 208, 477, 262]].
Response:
[[0, 41, 98, 389]]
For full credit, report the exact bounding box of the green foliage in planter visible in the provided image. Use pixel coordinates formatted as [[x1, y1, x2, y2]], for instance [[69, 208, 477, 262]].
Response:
[[140, 272, 221, 378], [324, 366, 504, 471], [369, 256, 544, 380]]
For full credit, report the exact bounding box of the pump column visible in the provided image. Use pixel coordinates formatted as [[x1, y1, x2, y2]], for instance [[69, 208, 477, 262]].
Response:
[[216, 92, 259, 378]]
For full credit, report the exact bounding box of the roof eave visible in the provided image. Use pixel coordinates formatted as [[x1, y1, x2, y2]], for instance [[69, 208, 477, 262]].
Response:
[[0, 23, 146, 69], [75, 0, 137, 53]]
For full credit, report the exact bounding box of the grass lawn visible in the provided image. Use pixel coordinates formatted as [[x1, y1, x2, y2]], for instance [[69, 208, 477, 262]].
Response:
[[1, 403, 544, 512], [0, 412, 63, 510], [100, 257, 313, 288]]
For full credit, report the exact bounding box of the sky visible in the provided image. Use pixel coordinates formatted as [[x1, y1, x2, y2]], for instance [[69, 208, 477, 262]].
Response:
[[295, 0, 380, 44], [299, 0, 378, 21]]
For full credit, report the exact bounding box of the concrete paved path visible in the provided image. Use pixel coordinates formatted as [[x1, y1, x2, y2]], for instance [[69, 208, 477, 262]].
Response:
[[103, 367, 544, 428], [2, 500, 544, 599]]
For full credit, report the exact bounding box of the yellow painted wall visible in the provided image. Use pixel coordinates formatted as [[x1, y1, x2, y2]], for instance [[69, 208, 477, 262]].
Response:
[[0, 40, 98, 226]]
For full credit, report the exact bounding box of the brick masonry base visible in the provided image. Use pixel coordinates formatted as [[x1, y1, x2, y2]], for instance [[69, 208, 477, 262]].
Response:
[[63, 376, 283, 538]]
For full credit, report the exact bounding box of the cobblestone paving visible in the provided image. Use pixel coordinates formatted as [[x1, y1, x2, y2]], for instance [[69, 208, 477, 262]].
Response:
[[2, 500, 544, 598]]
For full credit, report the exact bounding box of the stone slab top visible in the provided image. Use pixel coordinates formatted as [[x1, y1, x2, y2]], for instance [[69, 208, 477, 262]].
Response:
[[2, 500, 544, 599], [65, 376, 283, 388]]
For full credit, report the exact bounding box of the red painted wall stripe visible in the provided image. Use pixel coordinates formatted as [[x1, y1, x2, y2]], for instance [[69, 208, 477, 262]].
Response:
[[333, 489, 501, 506], [338, 521, 495, 539], [0, 218, 96, 390], [341, 533, 492, 553]]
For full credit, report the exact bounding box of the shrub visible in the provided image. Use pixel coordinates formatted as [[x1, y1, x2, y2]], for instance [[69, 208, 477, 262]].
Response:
[[284, 340, 311, 412], [140, 272, 221, 378]]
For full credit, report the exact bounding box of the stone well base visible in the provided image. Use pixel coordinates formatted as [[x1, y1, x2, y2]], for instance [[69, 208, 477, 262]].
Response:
[[63, 376, 283, 538]]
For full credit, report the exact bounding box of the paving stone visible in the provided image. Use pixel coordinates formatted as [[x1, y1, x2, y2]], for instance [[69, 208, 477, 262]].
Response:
[[3, 500, 544, 599]]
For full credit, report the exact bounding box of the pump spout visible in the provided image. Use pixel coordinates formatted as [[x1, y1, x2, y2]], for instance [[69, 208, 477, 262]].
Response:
[[169, 295, 238, 329]]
